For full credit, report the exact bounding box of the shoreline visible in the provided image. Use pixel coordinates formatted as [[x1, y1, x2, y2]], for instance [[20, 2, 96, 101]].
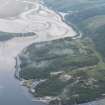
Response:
[[13, 0, 80, 104], [0, 0, 80, 104], [14, 0, 79, 81], [40, 0, 82, 39], [0, 0, 77, 40], [15, 56, 51, 104]]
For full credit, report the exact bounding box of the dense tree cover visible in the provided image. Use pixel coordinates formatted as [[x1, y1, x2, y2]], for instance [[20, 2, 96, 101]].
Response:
[[18, 37, 105, 104], [18, 1, 105, 104], [19, 38, 99, 80]]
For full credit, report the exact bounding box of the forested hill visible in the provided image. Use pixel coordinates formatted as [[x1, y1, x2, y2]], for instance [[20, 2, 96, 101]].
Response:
[[18, 0, 105, 105]]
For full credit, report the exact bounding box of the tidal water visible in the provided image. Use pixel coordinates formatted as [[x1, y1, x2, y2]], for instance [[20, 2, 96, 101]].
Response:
[[0, 37, 46, 105], [0, 66, 45, 105]]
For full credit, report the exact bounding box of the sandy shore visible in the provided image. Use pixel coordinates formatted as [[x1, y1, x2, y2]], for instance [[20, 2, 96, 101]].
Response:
[[0, 0, 76, 42]]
